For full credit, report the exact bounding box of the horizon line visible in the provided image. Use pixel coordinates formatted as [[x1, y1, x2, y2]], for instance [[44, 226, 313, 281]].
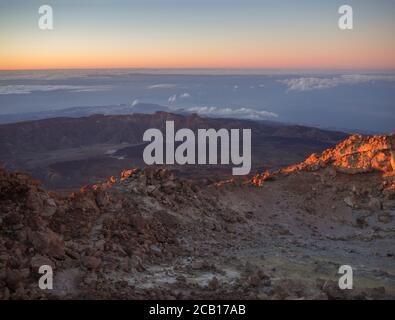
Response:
[[1, 66, 395, 74]]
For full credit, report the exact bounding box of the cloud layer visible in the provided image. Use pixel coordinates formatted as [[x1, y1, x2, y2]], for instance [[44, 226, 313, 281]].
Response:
[[179, 106, 278, 120], [147, 83, 178, 89], [279, 74, 395, 92], [0, 85, 111, 95]]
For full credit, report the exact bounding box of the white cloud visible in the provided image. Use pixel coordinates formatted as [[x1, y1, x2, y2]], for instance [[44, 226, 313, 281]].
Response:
[[168, 94, 177, 103], [179, 92, 191, 99], [0, 84, 111, 95], [167, 92, 191, 104], [279, 74, 395, 92], [181, 106, 278, 120], [147, 83, 178, 89]]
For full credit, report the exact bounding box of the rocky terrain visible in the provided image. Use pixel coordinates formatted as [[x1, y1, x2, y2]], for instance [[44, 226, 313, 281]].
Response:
[[0, 134, 394, 300]]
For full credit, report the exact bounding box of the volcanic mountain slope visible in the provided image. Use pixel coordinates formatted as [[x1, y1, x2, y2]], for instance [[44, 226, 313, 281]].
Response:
[[0, 134, 394, 300], [0, 112, 347, 190]]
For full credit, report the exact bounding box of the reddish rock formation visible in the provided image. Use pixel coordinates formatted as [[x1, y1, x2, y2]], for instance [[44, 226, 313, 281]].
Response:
[[251, 134, 395, 190]]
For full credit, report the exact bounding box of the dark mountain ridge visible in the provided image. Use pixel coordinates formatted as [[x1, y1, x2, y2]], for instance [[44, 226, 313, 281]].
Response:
[[0, 112, 348, 190]]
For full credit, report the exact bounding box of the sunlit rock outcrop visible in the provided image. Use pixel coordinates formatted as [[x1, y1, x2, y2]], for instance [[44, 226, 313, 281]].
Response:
[[251, 134, 395, 189]]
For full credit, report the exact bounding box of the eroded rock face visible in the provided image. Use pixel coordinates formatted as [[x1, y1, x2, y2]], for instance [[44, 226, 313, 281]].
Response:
[[0, 165, 215, 299], [251, 134, 395, 189], [291, 134, 394, 174], [0, 167, 65, 298], [0, 169, 390, 300]]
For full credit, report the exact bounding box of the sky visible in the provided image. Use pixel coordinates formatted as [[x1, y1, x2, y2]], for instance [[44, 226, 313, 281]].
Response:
[[0, 0, 394, 70]]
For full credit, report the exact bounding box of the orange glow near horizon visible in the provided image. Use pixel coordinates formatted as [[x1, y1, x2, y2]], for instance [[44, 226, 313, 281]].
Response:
[[1, 30, 394, 71], [1, 1, 394, 71], [1, 46, 395, 71]]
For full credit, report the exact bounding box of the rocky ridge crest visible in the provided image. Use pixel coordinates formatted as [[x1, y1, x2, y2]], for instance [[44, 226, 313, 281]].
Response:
[[252, 134, 395, 192]]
